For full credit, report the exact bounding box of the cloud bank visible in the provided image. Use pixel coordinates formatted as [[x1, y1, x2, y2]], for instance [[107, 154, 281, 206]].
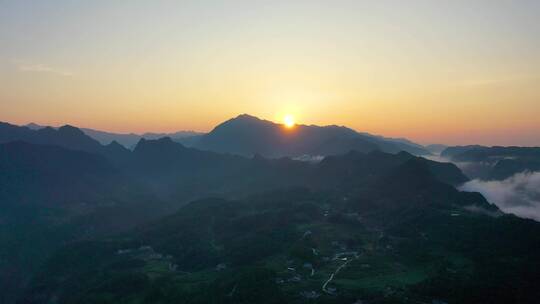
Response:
[[459, 171, 540, 221], [293, 155, 325, 163]]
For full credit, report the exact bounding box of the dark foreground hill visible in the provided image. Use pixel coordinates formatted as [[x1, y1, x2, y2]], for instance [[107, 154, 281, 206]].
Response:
[[125, 138, 465, 202], [0, 142, 161, 303], [2, 122, 538, 304], [20, 162, 540, 304], [0, 135, 457, 303], [1, 141, 122, 206]]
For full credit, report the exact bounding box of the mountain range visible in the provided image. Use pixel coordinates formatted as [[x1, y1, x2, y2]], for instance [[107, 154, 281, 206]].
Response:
[[440, 145, 540, 180], [25, 122, 201, 148], [20, 114, 431, 156], [1, 115, 540, 303], [190, 114, 431, 157]]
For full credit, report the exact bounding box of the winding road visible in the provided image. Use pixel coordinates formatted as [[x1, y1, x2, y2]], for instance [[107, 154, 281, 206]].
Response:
[[322, 257, 356, 294]]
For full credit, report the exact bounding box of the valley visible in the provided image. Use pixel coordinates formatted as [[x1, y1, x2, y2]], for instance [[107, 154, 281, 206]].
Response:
[[0, 117, 539, 304]]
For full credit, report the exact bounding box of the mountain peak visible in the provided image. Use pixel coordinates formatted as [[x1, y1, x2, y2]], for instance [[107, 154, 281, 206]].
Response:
[[25, 122, 45, 130], [222, 114, 273, 127], [58, 125, 86, 136], [134, 137, 184, 154], [106, 140, 125, 149], [235, 113, 261, 121], [194, 114, 430, 158], [216, 114, 279, 128]]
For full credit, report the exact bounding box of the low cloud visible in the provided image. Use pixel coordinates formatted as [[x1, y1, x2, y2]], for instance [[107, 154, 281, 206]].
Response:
[[293, 155, 325, 163], [423, 155, 451, 164], [19, 63, 73, 77], [459, 171, 540, 221]]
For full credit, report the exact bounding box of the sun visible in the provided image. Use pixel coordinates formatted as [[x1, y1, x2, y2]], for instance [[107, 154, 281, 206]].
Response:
[[283, 115, 296, 128]]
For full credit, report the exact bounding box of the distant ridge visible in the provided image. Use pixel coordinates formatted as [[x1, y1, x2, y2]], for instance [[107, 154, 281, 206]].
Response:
[[23, 122, 202, 148], [0, 121, 129, 161], [441, 145, 540, 180], [20, 116, 429, 156]]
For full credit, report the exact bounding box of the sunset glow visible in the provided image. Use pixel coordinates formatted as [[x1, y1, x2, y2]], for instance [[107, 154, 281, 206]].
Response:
[[2, 3, 540, 301], [1, 1, 539, 145], [283, 115, 296, 128]]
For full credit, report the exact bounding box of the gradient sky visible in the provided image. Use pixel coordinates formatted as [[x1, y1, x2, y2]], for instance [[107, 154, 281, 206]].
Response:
[[1, 1, 539, 145]]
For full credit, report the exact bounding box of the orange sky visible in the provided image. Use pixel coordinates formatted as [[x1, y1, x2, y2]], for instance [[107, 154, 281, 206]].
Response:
[[1, 1, 539, 146]]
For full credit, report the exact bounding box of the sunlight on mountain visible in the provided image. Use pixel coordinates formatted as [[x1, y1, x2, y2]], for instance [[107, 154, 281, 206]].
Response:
[[283, 114, 296, 128]]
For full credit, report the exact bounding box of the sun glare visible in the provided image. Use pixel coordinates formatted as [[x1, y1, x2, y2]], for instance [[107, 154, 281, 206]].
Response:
[[283, 115, 296, 128]]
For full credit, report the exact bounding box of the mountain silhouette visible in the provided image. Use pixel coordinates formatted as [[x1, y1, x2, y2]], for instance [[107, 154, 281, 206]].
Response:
[[442, 145, 540, 180], [15, 115, 430, 157], [194, 114, 430, 157], [0, 122, 130, 161], [0, 141, 120, 207], [23, 122, 201, 148], [4, 119, 540, 304]]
